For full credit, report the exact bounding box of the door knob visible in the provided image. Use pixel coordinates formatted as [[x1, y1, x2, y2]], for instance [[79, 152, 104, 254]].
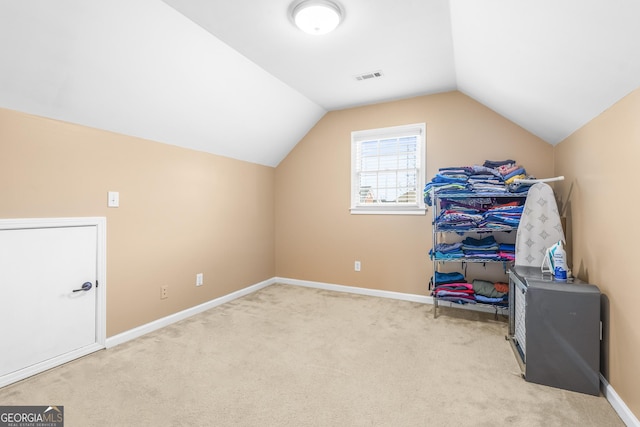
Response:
[[73, 282, 93, 292]]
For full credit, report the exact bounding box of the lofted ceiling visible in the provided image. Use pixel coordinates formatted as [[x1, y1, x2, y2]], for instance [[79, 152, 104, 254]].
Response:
[[1, 1, 639, 167]]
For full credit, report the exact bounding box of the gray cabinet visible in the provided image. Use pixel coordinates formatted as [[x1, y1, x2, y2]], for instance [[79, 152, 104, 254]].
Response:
[[507, 266, 601, 395]]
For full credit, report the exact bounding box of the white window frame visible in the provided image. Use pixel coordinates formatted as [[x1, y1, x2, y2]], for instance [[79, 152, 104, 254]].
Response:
[[350, 123, 426, 215]]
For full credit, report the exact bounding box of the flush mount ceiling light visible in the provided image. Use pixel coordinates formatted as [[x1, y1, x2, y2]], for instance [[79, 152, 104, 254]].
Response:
[[292, 0, 342, 35]]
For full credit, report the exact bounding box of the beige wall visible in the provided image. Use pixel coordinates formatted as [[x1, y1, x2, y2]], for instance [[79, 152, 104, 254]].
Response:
[[275, 91, 553, 295], [555, 87, 640, 418], [0, 108, 275, 337]]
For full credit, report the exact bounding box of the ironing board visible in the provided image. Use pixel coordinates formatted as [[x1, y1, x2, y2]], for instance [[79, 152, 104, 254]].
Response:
[[515, 182, 565, 267]]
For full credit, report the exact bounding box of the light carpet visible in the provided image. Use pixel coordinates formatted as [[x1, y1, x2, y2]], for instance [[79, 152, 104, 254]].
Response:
[[0, 283, 623, 426]]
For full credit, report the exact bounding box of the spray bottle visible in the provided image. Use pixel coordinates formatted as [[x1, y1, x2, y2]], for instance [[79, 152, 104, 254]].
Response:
[[552, 240, 567, 281]]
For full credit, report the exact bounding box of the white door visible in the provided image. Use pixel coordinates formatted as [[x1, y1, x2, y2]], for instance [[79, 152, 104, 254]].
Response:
[[0, 219, 106, 386]]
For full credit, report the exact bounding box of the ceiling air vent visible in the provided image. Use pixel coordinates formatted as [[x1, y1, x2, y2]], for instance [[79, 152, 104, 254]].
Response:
[[355, 70, 384, 81]]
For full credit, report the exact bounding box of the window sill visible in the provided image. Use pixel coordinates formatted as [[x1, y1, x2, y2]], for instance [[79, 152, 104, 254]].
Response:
[[350, 207, 427, 216]]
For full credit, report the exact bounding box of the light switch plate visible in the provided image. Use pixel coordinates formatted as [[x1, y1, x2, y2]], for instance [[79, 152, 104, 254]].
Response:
[[108, 191, 119, 207]]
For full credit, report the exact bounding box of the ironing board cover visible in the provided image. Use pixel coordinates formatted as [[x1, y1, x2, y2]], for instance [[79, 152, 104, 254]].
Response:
[[515, 182, 565, 267]]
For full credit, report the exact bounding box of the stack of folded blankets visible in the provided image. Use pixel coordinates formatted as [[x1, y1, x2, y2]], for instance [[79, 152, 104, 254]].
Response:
[[429, 242, 464, 260], [435, 201, 485, 230], [423, 159, 534, 206], [431, 272, 475, 304], [498, 243, 516, 261], [497, 163, 526, 185], [434, 200, 525, 231], [461, 236, 500, 260], [481, 202, 524, 228], [471, 279, 509, 306], [431, 237, 517, 262], [431, 271, 509, 305]]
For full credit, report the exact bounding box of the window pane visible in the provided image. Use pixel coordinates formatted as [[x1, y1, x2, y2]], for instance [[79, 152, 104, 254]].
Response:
[[397, 189, 416, 203], [359, 172, 377, 188], [361, 140, 378, 156], [361, 156, 379, 171], [399, 137, 417, 150], [359, 186, 376, 203], [397, 153, 416, 167], [379, 138, 398, 155], [398, 172, 416, 188], [378, 155, 397, 170]]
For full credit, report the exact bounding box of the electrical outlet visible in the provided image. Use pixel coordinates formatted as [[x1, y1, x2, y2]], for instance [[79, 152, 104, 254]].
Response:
[[160, 285, 168, 299], [196, 273, 203, 286], [355, 261, 361, 272]]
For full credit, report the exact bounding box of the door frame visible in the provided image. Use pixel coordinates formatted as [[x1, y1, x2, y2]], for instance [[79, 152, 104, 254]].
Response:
[[0, 216, 106, 387]]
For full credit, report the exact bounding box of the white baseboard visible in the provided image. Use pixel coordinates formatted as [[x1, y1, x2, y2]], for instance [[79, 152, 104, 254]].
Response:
[[0, 343, 103, 389], [274, 277, 433, 304], [105, 277, 275, 348], [600, 374, 640, 427], [274, 277, 507, 316]]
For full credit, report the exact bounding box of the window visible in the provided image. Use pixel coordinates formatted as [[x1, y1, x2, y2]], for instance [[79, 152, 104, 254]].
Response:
[[351, 123, 426, 215]]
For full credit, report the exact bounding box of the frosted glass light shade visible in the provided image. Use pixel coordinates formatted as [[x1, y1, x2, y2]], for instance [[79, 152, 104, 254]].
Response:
[[293, 1, 342, 35]]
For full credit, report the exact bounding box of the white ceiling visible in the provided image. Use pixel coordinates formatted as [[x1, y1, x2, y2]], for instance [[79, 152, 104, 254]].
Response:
[[1, 1, 639, 167]]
